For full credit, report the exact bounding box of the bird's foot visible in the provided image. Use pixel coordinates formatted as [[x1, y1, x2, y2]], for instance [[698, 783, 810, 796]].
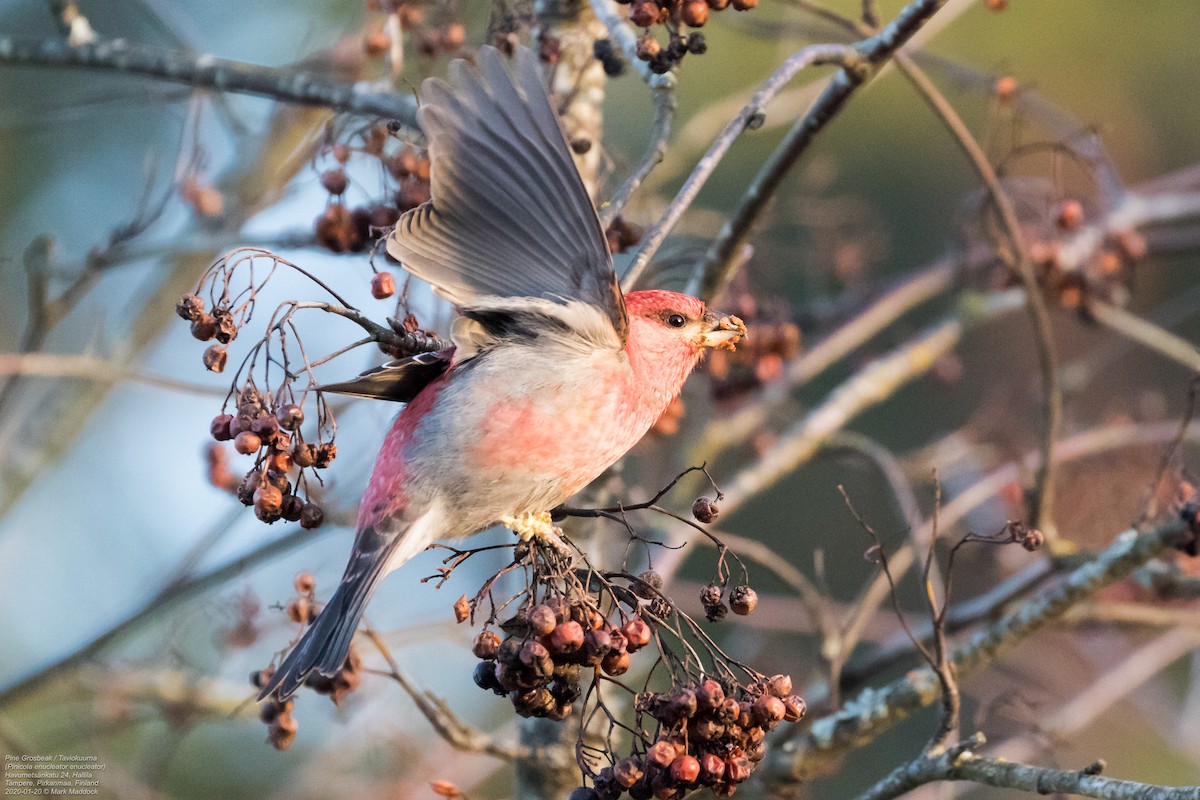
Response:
[[500, 511, 570, 555]]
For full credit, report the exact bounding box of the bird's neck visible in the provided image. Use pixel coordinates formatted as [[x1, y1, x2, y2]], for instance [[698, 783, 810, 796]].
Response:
[[622, 327, 703, 419]]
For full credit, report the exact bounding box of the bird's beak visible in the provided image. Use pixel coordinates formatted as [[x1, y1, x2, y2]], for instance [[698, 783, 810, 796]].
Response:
[[697, 312, 747, 351]]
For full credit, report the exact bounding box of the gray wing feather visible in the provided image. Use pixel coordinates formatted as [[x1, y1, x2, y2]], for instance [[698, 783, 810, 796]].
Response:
[[387, 46, 627, 342]]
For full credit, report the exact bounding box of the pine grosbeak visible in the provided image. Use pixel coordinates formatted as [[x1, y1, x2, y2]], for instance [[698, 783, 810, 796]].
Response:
[[260, 46, 745, 700]]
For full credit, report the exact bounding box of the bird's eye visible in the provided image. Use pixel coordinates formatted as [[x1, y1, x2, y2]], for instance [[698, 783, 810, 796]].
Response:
[[667, 313, 687, 328]]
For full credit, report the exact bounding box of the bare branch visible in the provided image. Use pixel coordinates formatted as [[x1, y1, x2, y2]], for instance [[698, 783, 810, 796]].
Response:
[[857, 738, 1200, 800], [0, 36, 419, 126]]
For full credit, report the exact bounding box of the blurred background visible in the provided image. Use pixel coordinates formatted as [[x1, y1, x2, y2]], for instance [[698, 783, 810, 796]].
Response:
[[2, 0, 1200, 798]]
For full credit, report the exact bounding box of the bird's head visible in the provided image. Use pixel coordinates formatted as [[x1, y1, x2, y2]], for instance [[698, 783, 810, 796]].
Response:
[[623, 290, 747, 382]]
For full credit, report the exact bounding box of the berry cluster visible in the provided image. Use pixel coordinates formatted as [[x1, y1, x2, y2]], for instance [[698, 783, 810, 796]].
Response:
[[363, 1, 467, 61], [205, 385, 329, 529], [598, 0, 758, 75], [252, 573, 364, 749], [584, 676, 805, 799], [176, 292, 238, 374], [699, 581, 757, 622], [472, 596, 653, 721], [313, 133, 431, 261]]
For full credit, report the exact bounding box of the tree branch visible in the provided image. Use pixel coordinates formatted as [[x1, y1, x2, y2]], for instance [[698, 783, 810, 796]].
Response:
[[857, 738, 1200, 800], [0, 36, 419, 126], [763, 515, 1194, 786]]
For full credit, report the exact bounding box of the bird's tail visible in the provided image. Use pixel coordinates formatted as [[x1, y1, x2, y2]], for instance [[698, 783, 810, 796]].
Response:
[[257, 553, 389, 702]]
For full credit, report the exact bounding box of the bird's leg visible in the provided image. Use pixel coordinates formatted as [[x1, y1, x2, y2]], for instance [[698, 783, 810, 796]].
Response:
[[499, 511, 572, 556]]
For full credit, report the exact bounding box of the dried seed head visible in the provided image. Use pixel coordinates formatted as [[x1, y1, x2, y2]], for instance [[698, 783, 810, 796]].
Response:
[[453, 594, 470, 623], [314, 442, 337, 468], [700, 583, 723, 607], [635, 569, 663, 597]]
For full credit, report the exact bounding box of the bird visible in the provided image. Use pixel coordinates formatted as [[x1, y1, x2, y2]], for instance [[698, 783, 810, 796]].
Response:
[[259, 45, 746, 701]]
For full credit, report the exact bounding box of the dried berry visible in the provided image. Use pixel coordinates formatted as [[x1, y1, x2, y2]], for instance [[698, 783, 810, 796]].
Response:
[[700, 583, 722, 607], [670, 754, 700, 784], [299, 502, 324, 529], [176, 294, 205, 321], [234, 431, 263, 455], [635, 34, 660, 61], [601, 650, 630, 676], [210, 413, 235, 441], [692, 496, 719, 523], [681, 0, 708, 26], [753, 694, 786, 727], [454, 594, 470, 623], [548, 620, 584, 654], [191, 314, 218, 341], [527, 603, 558, 636], [314, 442, 337, 468], [783, 694, 806, 722], [622, 616, 652, 651], [766, 674, 792, 698], [255, 484, 283, 513], [321, 168, 349, 196], [371, 272, 396, 299], [473, 629, 501, 660], [293, 442, 317, 468], [277, 403, 304, 430], [646, 740, 675, 768], [729, 585, 757, 615]]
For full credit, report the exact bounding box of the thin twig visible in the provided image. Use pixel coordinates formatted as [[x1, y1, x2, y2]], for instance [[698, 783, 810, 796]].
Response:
[[621, 42, 861, 290]]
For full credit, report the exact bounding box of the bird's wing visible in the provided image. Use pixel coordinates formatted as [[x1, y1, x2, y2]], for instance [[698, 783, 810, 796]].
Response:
[[319, 349, 453, 402], [387, 45, 627, 350]]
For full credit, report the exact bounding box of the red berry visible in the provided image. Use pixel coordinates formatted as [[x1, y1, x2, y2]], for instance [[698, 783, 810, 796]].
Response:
[[277, 403, 304, 430], [191, 314, 218, 341], [646, 740, 675, 768], [783, 694, 807, 722], [472, 629, 501, 660], [681, 0, 708, 26], [700, 753, 726, 781], [601, 650, 630, 676], [210, 414, 235, 441], [321, 168, 349, 196], [527, 604, 558, 636], [371, 272, 396, 299], [548, 620, 584, 654], [729, 585, 758, 615], [234, 431, 262, 455], [669, 755, 700, 784], [622, 617, 652, 651]]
